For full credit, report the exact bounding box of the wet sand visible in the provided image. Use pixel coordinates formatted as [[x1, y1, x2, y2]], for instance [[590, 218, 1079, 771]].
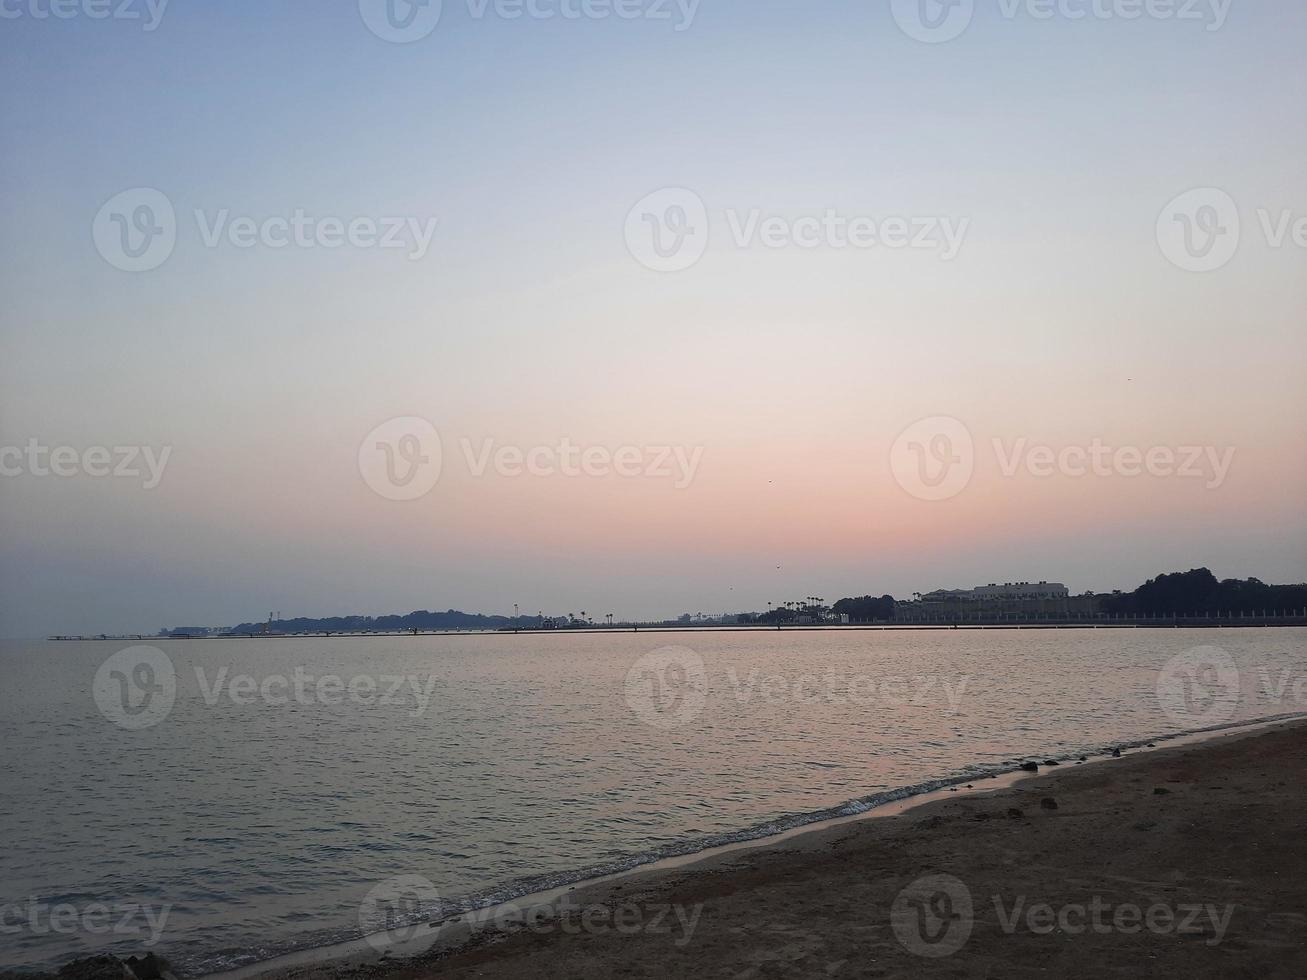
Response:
[[263, 717, 1307, 980]]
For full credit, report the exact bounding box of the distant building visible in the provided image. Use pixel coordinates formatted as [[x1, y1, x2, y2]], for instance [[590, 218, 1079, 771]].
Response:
[[922, 581, 1069, 602], [162, 625, 230, 638], [897, 581, 1099, 620]]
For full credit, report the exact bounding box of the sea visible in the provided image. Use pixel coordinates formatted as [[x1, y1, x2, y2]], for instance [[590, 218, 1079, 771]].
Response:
[[0, 628, 1302, 974]]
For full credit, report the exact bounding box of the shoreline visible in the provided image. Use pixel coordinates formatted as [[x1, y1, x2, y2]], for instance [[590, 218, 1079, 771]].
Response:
[[45, 622, 1307, 641], [202, 711, 1307, 980]]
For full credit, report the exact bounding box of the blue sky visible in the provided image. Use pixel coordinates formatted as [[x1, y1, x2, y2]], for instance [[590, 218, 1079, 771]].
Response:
[[1, 0, 1304, 634]]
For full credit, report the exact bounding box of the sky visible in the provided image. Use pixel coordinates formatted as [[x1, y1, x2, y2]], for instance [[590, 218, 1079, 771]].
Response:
[[1, 0, 1304, 636]]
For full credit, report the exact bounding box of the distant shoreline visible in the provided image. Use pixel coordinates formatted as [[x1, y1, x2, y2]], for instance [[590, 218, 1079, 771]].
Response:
[[46, 618, 1307, 641]]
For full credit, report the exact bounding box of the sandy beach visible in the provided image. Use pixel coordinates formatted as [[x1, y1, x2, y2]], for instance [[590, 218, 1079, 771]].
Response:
[[252, 718, 1307, 980]]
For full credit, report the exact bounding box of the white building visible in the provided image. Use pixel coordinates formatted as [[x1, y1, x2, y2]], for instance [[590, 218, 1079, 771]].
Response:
[[923, 581, 1069, 602]]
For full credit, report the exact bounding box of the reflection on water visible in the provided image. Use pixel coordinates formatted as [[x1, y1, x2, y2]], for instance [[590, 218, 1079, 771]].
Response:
[[0, 629, 1302, 973]]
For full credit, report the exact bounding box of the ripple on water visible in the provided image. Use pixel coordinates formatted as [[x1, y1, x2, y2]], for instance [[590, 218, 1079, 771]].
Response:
[[1, 629, 1302, 974]]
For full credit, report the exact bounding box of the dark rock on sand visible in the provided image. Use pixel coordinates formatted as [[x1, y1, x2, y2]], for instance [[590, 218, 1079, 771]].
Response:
[[1007, 807, 1025, 818], [125, 961, 173, 980], [1040, 797, 1058, 810], [1020, 762, 1039, 772], [58, 957, 126, 980], [124, 955, 170, 980], [1112, 748, 1122, 758], [2, 954, 175, 980]]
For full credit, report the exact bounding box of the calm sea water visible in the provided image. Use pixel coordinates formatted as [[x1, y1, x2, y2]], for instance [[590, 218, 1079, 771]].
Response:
[[1, 629, 1302, 974]]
